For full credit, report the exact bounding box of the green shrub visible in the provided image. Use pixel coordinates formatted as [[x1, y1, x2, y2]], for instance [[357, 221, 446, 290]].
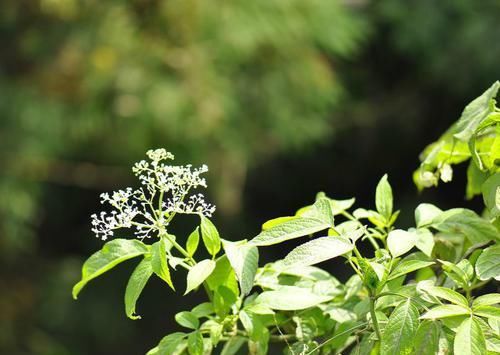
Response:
[[74, 82, 500, 354]]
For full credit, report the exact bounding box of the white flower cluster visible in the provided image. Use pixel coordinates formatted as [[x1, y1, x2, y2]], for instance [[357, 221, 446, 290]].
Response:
[[91, 149, 215, 240]]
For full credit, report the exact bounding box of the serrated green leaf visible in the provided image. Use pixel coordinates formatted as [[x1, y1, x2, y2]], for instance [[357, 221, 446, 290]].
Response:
[[223, 240, 259, 296], [420, 305, 470, 320], [454, 317, 487, 355], [125, 256, 154, 320], [255, 286, 333, 311], [387, 229, 416, 257], [186, 227, 200, 257], [476, 245, 500, 281], [200, 216, 221, 257], [376, 174, 393, 221], [312, 197, 335, 227], [282, 236, 353, 268], [251, 217, 329, 246], [413, 321, 440, 355], [175, 311, 199, 330], [381, 298, 419, 355], [187, 331, 204, 355], [419, 285, 469, 307], [146, 332, 187, 355], [72, 239, 149, 299], [473, 294, 500, 308], [151, 238, 174, 290], [185, 259, 216, 295], [388, 260, 435, 281]]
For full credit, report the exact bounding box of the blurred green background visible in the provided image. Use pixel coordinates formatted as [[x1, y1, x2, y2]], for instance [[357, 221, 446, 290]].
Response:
[[1, 0, 499, 354]]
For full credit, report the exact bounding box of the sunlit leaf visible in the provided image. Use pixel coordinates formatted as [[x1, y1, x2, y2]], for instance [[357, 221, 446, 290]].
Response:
[[381, 298, 419, 355], [125, 256, 154, 319], [185, 260, 216, 295], [250, 217, 329, 246], [454, 317, 486, 355], [72, 239, 149, 299], [282, 236, 353, 268]]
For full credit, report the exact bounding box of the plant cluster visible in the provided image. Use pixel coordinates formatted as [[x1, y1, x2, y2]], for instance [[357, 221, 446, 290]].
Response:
[[73, 83, 500, 354]]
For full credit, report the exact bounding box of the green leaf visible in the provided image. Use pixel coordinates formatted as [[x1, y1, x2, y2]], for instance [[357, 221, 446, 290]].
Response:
[[175, 311, 199, 330], [420, 305, 470, 320], [282, 236, 353, 268], [200, 215, 221, 257], [220, 336, 246, 355], [454, 317, 487, 355], [191, 302, 215, 318], [376, 174, 393, 221], [255, 286, 333, 311], [146, 332, 187, 355], [473, 306, 500, 321], [357, 257, 380, 291], [262, 216, 299, 230], [387, 229, 416, 257], [206, 256, 239, 297], [472, 293, 500, 308], [223, 240, 259, 296], [413, 321, 440, 355], [415, 203, 443, 228], [439, 259, 471, 288], [72, 239, 149, 299], [213, 285, 238, 317], [414, 228, 435, 257], [419, 285, 469, 307], [151, 238, 174, 290], [466, 161, 489, 199], [476, 245, 500, 281], [312, 197, 335, 227], [388, 260, 435, 281], [381, 298, 419, 355], [124, 256, 154, 319], [186, 227, 200, 257], [185, 259, 216, 295], [250, 217, 329, 246], [453, 80, 500, 142], [329, 197, 356, 214], [482, 173, 500, 217], [187, 331, 204, 355], [432, 208, 499, 245], [201, 319, 222, 346]]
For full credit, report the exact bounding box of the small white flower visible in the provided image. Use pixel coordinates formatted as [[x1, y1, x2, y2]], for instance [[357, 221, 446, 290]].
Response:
[[90, 149, 215, 240]]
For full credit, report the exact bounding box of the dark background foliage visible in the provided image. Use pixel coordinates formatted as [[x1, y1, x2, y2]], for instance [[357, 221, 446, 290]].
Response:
[[1, 0, 499, 354]]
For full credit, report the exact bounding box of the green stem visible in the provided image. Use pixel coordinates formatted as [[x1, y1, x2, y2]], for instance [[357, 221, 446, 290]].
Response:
[[162, 232, 214, 302], [369, 295, 382, 341], [341, 210, 380, 250]]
